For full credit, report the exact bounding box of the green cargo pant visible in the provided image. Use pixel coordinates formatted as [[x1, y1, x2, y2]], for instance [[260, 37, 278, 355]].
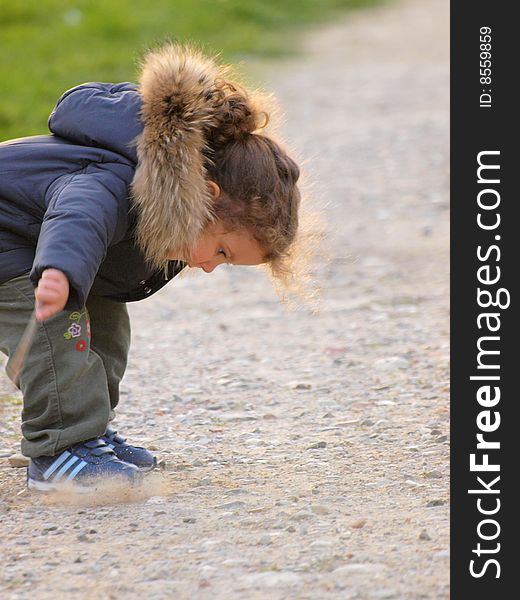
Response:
[[0, 273, 130, 458]]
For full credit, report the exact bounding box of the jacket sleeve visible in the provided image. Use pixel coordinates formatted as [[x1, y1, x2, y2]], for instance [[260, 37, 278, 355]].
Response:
[[31, 165, 131, 308]]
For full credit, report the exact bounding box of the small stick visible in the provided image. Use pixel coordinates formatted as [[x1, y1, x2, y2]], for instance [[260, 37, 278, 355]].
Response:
[[5, 308, 39, 387]]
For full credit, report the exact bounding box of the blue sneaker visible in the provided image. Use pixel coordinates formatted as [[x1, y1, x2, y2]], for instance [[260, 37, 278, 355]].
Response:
[[101, 426, 157, 472], [27, 438, 141, 491]]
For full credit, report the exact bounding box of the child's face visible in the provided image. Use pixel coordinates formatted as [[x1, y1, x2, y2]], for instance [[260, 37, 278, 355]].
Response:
[[169, 221, 266, 273]]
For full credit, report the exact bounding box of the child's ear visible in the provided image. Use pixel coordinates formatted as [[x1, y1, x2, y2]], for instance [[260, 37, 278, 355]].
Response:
[[207, 180, 221, 200]]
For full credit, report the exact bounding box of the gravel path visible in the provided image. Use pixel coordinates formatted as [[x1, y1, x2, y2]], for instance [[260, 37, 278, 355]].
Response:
[[0, 0, 449, 598]]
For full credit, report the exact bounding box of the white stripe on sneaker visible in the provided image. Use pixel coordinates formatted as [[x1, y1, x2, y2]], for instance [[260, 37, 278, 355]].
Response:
[[42, 451, 71, 480], [53, 456, 80, 481], [66, 460, 88, 480]]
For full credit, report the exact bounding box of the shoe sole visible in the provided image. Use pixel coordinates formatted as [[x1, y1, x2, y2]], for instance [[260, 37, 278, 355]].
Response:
[[27, 477, 92, 493], [27, 474, 143, 493], [138, 459, 157, 473]]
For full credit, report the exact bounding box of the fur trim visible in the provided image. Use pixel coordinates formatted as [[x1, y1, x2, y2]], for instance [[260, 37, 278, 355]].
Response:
[[132, 44, 226, 267]]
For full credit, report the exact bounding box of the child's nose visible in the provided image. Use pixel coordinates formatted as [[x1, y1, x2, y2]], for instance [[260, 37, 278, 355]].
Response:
[[200, 262, 217, 273]]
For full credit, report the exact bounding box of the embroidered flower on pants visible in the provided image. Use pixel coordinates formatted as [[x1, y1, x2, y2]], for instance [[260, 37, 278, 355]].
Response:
[[75, 340, 87, 352], [67, 323, 82, 338], [86, 319, 91, 337]]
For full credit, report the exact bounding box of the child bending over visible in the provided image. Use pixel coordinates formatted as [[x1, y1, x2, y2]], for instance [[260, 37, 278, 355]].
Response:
[[0, 44, 301, 491]]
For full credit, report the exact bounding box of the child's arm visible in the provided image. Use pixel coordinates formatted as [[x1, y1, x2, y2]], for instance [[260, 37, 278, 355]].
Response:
[[31, 163, 134, 311]]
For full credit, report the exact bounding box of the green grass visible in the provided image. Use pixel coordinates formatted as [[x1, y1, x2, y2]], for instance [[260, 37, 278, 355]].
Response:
[[0, 0, 381, 140]]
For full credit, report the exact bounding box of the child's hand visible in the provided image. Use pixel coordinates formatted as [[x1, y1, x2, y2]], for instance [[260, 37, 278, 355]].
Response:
[[35, 269, 70, 321]]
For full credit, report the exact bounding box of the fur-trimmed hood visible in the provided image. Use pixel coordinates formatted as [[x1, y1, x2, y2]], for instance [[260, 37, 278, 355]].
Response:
[[132, 44, 231, 267], [48, 44, 241, 268]]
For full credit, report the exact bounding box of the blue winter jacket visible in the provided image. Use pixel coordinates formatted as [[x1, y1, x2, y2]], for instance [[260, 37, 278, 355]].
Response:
[[1, 45, 225, 309], [0, 82, 185, 308]]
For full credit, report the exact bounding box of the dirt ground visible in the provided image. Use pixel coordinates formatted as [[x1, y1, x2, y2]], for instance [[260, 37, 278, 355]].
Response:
[[0, 0, 449, 598]]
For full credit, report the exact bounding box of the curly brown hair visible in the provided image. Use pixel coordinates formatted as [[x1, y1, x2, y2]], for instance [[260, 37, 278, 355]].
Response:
[[201, 77, 306, 288]]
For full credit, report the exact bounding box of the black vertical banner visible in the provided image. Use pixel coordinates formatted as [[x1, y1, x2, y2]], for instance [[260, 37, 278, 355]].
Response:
[[451, 1, 517, 597]]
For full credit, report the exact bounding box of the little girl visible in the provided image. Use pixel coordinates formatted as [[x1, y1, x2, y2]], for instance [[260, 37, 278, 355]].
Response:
[[0, 44, 301, 491]]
